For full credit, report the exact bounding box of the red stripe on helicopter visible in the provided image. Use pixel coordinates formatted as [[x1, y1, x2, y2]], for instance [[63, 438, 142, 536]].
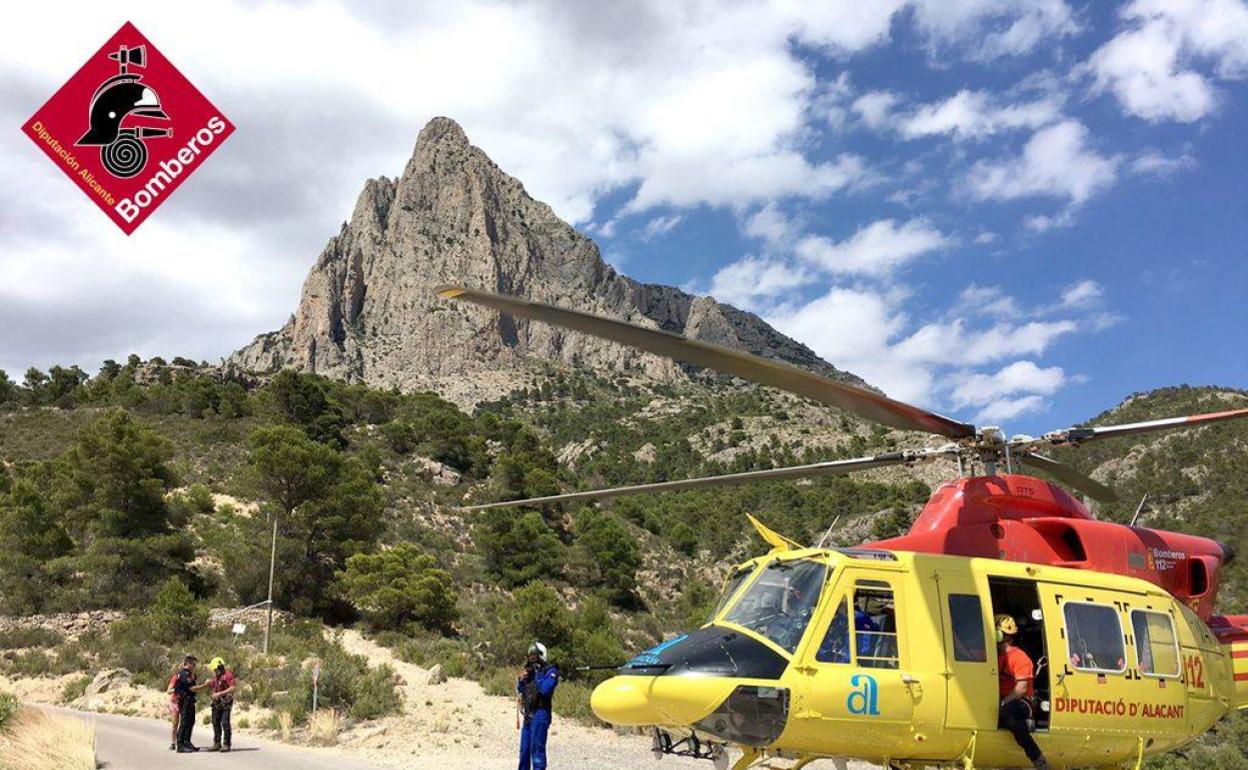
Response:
[[1232, 649, 1248, 659], [1235, 672, 1248, 682]]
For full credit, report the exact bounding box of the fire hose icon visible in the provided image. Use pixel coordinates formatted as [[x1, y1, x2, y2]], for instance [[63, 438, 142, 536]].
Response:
[[75, 44, 172, 178]]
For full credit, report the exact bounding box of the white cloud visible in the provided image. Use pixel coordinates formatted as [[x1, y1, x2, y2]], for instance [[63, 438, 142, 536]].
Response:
[[765, 282, 1099, 412], [956, 284, 1020, 319], [1086, 0, 1248, 123], [741, 204, 800, 250], [1024, 210, 1077, 232], [794, 219, 950, 277], [1060, 279, 1104, 309], [852, 91, 902, 128], [948, 360, 1066, 409], [975, 395, 1048, 423], [967, 120, 1119, 205], [893, 318, 1078, 367], [1130, 150, 1197, 176], [640, 214, 683, 241], [897, 90, 1064, 140], [708, 257, 811, 311], [910, 0, 1079, 60]]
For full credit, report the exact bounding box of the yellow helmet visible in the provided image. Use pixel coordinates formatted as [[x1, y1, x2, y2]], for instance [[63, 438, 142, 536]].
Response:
[[208, 657, 226, 671], [994, 614, 1018, 638]]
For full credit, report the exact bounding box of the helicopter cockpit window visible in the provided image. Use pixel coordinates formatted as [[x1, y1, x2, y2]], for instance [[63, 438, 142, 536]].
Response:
[[1131, 610, 1179, 677], [723, 559, 828, 654], [853, 581, 899, 669], [1063, 601, 1126, 674], [709, 566, 756, 622]]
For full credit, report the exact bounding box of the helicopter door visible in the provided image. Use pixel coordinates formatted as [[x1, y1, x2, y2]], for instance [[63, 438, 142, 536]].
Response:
[[789, 570, 914, 755], [936, 573, 995, 731]]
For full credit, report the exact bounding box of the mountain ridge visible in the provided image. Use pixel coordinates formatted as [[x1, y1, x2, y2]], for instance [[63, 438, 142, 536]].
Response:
[[228, 117, 868, 402]]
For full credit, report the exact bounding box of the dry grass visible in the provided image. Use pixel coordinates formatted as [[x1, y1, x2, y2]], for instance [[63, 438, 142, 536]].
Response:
[[278, 710, 294, 743], [0, 707, 95, 770], [308, 709, 342, 746]]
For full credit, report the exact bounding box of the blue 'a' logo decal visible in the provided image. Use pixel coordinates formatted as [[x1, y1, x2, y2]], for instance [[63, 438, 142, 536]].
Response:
[[847, 673, 880, 716]]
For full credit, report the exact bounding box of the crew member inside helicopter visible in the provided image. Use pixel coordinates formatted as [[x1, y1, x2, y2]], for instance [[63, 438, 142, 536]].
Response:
[[996, 614, 1049, 770]]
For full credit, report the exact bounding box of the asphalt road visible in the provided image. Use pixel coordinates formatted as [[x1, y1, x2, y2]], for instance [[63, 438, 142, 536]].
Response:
[[49, 708, 389, 770]]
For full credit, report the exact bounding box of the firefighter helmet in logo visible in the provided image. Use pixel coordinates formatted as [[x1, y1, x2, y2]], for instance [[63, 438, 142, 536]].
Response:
[[75, 44, 172, 178]]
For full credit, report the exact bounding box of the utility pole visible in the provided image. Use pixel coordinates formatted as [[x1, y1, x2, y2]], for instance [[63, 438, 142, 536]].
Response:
[[263, 512, 278, 655]]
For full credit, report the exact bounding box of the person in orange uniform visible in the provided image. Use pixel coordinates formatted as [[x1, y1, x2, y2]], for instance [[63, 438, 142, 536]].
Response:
[[996, 614, 1049, 770]]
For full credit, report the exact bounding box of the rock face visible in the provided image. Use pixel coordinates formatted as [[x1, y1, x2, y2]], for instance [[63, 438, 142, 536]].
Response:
[[85, 668, 132, 696], [230, 117, 865, 397]]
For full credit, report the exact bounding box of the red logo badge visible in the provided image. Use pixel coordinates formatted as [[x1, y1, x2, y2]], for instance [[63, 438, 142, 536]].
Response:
[[21, 22, 234, 234]]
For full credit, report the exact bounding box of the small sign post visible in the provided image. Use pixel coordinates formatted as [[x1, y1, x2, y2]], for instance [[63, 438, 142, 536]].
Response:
[[231, 622, 247, 646]]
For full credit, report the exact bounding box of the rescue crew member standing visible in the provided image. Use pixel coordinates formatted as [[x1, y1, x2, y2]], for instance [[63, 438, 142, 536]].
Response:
[[517, 641, 559, 770], [174, 654, 209, 753], [996, 614, 1049, 770], [207, 657, 237, 753]]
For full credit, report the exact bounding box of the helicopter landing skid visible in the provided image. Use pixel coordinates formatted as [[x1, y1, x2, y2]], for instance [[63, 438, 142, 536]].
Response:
[[651, 729, 729, 768]]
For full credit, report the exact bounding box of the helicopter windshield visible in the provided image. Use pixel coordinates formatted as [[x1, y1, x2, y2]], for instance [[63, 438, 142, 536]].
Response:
[[722, 558, 828, 654], [708, 565, 756, 622]]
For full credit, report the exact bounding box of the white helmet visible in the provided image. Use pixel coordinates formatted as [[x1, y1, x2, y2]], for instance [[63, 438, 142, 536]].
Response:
[[528, 641, 548, 661]]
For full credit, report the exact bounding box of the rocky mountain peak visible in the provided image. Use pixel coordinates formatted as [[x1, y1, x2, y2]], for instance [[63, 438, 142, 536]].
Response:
[[229, 117, 868, 403]]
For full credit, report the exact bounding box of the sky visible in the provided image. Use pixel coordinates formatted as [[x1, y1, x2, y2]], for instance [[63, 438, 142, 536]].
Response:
[[2, 0, 1246, 435]]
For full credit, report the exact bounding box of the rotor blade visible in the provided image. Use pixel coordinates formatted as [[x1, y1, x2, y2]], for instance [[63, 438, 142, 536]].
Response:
[[1042, 407, 1248, 448], [460, 451, 925, 511], [436, 286, 975, 439], [1017, 453, 1119, 503]]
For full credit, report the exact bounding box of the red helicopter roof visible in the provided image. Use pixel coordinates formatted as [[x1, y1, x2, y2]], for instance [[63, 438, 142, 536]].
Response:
[[867, 473, 1231, 619]]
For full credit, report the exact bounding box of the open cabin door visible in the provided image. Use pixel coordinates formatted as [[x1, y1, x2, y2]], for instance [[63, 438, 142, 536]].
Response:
[[936, 572, 997, 731]]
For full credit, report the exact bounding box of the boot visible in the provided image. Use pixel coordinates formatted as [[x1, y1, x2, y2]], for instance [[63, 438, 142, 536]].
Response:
[[222, 746, 231, 753], [208, 743, 221, 752], [1033, 757, 1050, 770]]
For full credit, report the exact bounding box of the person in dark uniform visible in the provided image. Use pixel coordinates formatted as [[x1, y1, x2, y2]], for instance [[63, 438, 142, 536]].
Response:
[[517, 641, 559, 770], [996, 614, 1049, 770], [173, 654, 209, 753]]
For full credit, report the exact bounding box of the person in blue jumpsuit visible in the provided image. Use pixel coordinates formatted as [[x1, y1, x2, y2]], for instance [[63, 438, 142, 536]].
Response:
[[517, 641, 559, 770]]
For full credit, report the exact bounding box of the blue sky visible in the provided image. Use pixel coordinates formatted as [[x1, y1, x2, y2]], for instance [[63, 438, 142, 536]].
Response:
[[2, 1, 1245, 434]]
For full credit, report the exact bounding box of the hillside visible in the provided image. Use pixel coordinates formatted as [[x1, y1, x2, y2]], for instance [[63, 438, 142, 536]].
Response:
[[228, 118, 865, 404], [1053, 385, 1248, 611]]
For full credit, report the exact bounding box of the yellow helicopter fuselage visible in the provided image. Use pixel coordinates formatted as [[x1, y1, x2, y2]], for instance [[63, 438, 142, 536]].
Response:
[[592, 547, 1248, 769]]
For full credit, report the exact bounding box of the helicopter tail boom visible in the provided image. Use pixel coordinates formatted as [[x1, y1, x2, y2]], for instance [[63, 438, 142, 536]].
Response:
[[1209, 615, 1248, 709]]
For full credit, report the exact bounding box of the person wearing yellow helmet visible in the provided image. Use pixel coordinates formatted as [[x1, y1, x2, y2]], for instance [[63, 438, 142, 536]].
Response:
[[996, 614, 1048, 770], [206, 656, 237, 753]]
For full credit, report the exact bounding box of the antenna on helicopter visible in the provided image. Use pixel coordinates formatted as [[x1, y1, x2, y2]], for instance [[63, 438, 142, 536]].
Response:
[[815, 515, 842, 549], [1129, 494, 1149, 527]]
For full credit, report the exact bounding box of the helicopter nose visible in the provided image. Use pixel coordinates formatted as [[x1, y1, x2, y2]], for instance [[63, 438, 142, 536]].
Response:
[[591, 676, 654, 725], [591, 676, 735, 727]]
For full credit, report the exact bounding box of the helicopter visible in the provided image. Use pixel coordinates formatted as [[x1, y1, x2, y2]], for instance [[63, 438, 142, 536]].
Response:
[[436, 285, 1248, 770]]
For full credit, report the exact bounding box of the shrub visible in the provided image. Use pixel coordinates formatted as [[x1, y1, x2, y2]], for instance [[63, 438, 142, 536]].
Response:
[[60, 675, 92, 704], [308, 708, 341, 745], [278, 711, 293, 742], [145, 577, 210, 644], [475, 510, 564, 587], [335, 544, 458, 634], [0, 692, 18, 731], [347, 665, 401, 719], [8, 651, 53, 677], [0, 627, 64, 649], [574, 509, 640, 606]]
